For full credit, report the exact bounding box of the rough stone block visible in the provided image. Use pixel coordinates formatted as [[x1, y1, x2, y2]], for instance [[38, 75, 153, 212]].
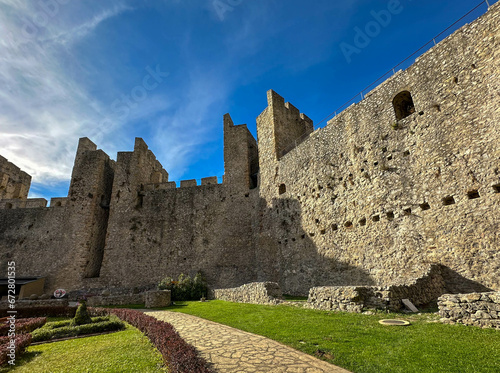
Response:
[[438, 292, 500, 329], [201, 176, 218, 185], [214, 282, 283, 305], [180, 179, 197, 188], [145, 290, 171, 308]]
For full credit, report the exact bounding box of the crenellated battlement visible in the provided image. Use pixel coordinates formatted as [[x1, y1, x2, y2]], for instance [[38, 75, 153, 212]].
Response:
[[142, 176, 221, 192], [0, 198, 47, 209], [50, 197, 69, 207]]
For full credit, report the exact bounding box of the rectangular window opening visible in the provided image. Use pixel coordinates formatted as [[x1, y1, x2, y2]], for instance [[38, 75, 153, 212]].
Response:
[[372, 215, 380, 222], [387, 212, 395, 220], [442, 196, 456, 206], [403, 208, 412, 216], [467, 190, 480, 200], [420, 203, 431, 211], [359, 218, 367, 226], [279, 184, 286, 195]]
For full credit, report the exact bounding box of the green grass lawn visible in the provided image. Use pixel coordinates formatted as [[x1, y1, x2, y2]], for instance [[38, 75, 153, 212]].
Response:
[[164, 300, 500, 373], [3, 323, 166, 373]]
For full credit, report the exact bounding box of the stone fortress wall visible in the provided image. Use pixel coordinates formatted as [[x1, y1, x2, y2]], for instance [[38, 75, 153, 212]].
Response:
[[0, 3, 499, 302], [256, 3, 500, 294]]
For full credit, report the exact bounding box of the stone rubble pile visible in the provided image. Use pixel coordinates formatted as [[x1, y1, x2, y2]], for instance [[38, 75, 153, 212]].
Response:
[[438, 292, 500, 329]]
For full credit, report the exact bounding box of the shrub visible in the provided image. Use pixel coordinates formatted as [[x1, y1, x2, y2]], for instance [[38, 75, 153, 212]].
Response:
[[31, 316, 125, 342], [70, 301, 92, 326], [158, 271, 208, 301], [0, 334, 32, 366], [193, 272, 208, 299], [91, 307, 214, 372], [0, 317, 47, 336]]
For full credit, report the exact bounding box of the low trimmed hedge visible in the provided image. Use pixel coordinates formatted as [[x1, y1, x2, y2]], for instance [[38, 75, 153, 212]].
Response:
[[91, 307, 214, 373], [0, 317, 47, 336], [42, 316, 110, 330], [0, 334, 32, 366], [1, 306, 77, 318], [31, 316, 125, 342]]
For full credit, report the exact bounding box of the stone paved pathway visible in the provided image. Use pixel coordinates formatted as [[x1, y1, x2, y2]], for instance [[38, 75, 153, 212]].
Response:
[[145, 310, 350, 373]]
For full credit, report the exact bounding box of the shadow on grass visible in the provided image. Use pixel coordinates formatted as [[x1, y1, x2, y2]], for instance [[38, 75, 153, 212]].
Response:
[[168, 302, 190, 310], [283, 294, 308, 302], [0, 350, 41, 372]]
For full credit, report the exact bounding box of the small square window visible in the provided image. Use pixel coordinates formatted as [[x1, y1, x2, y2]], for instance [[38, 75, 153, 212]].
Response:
[[279, 184, 286, 195], [467, 190, 480, 200], [442, 196, 455, 206], [420, 203, 431, 211]]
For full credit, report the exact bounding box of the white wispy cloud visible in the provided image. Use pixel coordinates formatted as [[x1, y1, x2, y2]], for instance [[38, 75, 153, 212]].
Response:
[[152, 71, 228, 180], [47, 4, 133, 46], [0, 1, 130, 190], [0, 0, 245, 199]]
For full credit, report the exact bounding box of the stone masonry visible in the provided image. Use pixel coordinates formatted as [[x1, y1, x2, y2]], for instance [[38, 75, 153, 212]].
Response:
[[213, 282, 283, 305], [145, 290, 171, 308], [307, 263, 447, 312], [438, 292, 500, 329], [0, 4, 499, 302]]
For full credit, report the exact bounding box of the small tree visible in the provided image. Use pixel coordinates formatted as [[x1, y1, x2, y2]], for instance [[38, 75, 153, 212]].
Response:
[[193, 272, 208, 299], [158, 272, 208, 301], [70, 301, 92, 327], [177, 273, 193, 300], [158, 276, 174, 292]]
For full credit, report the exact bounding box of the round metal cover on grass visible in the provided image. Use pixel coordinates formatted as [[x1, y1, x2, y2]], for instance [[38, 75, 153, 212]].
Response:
[[378, 319, 410, 326]]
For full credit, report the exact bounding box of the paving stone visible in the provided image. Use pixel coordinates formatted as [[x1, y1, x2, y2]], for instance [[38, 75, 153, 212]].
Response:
[[146, 310, 350, 372]]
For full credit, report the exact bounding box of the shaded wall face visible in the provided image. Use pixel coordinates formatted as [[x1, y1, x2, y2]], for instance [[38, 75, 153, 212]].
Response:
[[0, 207, 90, 292], [98, 184, 258, 290], [0, 140, 117, 294], [255, 197, 376, 295], [257, 7, 500, 294]]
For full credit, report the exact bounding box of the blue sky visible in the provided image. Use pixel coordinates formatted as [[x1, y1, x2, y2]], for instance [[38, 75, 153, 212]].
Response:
[[0, 0, 495, 200]]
